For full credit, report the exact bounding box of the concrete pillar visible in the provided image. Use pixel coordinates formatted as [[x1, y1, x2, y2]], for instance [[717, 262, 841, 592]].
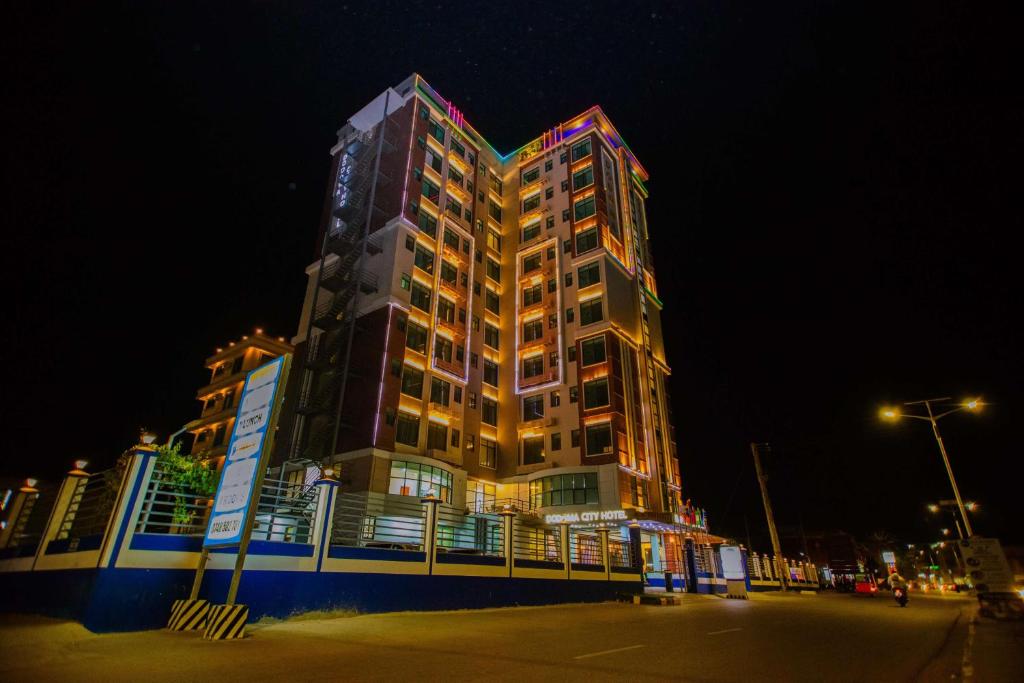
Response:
[[98, 446, 159, 569], [32, 467, 90, 565], [312, 477, 339, 571], [560, 523, 571, 579], [421, 497, 441, 575], [598, 528, 611, 580], [0, 488, 32, 548], [501, 512, 515, 577]]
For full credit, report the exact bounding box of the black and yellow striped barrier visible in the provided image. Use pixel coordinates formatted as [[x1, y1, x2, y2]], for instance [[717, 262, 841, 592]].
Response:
[[167, 599, 210, 631], [203, 604, 249, 640]]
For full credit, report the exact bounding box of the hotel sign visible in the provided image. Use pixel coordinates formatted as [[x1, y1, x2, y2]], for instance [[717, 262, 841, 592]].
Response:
[[544, 509, 628, 525]]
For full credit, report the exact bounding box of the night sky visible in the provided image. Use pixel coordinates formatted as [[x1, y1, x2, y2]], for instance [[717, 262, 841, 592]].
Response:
[[3, 2, 1019, 546]]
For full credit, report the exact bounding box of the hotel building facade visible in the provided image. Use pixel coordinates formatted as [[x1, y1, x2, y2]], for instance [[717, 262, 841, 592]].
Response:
[[274, 74, 707, 574]]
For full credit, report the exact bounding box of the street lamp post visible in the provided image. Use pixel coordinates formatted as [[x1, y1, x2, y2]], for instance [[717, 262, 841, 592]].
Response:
[[881, 397, 980, 537]]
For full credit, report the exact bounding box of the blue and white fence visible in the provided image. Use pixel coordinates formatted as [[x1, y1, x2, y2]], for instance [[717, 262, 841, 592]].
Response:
[[0, 448, 642, 632]]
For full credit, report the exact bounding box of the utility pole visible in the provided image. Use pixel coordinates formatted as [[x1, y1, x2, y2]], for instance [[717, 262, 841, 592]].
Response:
[[751, 442, 788, 591]]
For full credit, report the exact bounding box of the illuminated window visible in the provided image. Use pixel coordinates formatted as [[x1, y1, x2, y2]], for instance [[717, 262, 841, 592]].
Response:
[[443, 227, 460, 250], [414, 244, 434, 274], [530, 472, 598, 508], [573, 196, 596, 221], [440, 260, 457, 285], [581, 336, 606, 365], [437, 297, 455, 324], [578, 261, 600, 288], [480, 438, 497, 468], [522, 221, 541, 242], [571, 138, 592, 162], [522, 355, 543, 378], [425, 148, 443, 173], [468, 480, 496, 513], [522, 284, 542, 307], [484, 323, 499, 349], [579, 298, 603, 325], [421, 179, 440, 205], [583, 378, 610, 409], [434, 337, 453, 363], [485, 288, 500, 314], [585, 423, 613, 456], [483, 359, 498, 387], [487, 230, 502, 252], [572, 165, 594, 191], [447, 197, 463, 218], [389, 460, 451, 502], [482, 397, 498, 426], [400, 366, 424, 399], [405, 321, 428, 354], [575, 227, 598, 253], [523, 194, 540, 213], [427, 120, 445, 144], [450, 138, 466, 158], [522, 255, 542, 275], [488, 173, 502, 195], [523, 394, 544, 420], [522, 436, 545, 465], [411, 282, 431, 312], [418, 212, 437, 239], [430, 377, 451, 406], [448, 165, 464, 187], [523, 319, 543, 342], [427, 422, 448, 450], [395, 414, 420, 448], [550, 391, 560, 407], [486, 258, 501, 282]]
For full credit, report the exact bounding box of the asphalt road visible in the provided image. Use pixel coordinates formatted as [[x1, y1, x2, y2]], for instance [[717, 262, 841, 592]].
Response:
[[0, 592, 1004, 682]]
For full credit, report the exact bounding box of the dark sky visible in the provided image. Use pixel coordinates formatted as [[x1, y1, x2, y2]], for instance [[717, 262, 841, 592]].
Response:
[[3, 2, 1020, 546]]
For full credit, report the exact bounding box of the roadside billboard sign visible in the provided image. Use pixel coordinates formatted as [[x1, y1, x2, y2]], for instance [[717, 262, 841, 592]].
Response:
[[203, 355, 289, 548], [958, 537, 1014, 593]]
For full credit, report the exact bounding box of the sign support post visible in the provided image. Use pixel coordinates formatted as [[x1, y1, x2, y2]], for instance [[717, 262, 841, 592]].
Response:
[[176, 354, 292, 638]]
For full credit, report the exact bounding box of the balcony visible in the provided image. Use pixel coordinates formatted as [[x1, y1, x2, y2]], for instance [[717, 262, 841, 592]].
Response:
[[519, 368, 558, 388], [437, 277, 465, 300]]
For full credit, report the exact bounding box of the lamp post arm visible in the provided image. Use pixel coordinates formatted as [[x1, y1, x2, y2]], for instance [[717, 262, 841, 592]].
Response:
[[924, 401, 974, 537]]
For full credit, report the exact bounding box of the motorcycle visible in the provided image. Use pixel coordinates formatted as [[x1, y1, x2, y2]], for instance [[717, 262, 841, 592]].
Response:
[[894, 586, 908, 607]]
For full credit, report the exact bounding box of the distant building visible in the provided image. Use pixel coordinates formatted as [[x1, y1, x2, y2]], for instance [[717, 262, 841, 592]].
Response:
[[184, 330, 292, 461]]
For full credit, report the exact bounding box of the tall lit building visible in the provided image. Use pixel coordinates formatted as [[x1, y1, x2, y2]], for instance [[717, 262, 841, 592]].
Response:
[[275, 74, 704, 571], [185, 330, 293, 461]]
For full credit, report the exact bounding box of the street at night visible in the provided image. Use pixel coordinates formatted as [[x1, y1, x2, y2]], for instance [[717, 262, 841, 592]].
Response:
[[2, 592, 1019, 682]]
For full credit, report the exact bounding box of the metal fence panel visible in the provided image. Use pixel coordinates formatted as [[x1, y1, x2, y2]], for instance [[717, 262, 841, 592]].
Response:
[[512, 523, 561, 562], [331, 492, 426, 551], [250, 477, 318, 544], [60, 469, 121, 541], [435, 506, 504, 558]]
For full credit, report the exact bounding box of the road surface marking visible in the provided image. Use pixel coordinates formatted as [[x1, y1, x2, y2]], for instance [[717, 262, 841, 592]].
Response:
[[573, 644, 645, 660], [707, 628, 743, 635], [961, 616, 976, 681]]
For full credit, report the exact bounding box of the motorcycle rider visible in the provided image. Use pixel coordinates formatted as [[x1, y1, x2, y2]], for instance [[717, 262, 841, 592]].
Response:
[[887, 570, 907, 591]]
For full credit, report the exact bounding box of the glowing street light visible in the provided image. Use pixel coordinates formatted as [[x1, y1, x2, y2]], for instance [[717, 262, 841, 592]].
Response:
[[880, 396, 983, 537]]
